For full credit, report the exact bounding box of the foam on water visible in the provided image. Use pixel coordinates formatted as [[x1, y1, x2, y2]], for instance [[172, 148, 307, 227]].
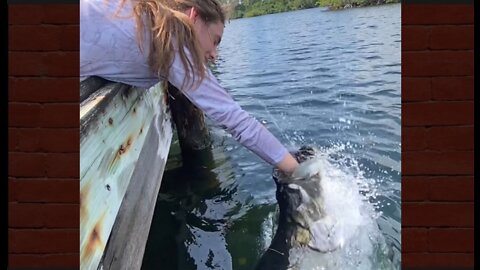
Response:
[[281, 149, 393, 270]]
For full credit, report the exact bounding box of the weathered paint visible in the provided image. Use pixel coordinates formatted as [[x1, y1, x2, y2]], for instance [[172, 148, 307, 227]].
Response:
[[100, 106, 173, 269], [80, 82, 172, 270]]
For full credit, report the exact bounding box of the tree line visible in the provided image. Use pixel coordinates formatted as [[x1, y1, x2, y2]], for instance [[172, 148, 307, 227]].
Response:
[[219, 0, 400, 19]]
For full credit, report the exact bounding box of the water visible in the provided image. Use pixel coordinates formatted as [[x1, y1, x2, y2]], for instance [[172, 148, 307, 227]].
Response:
[[142, 4, 400, 270]]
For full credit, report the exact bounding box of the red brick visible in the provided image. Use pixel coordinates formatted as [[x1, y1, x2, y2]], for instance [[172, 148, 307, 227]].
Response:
[[42, 204, 79, 228], [9, 153, 46, 178], [402, 253, 474, 269], [8, 103, 42, 128], [9, 229, 79, 253], [8, 4, 79, 25], [402, 228, 428, 252], [8, 128, 80, 153], [402, 4, 474, 25], [428, 228, 474, 252], [403, 151, 473, 176], [402, 101, 474, 126], [44, 52, 79, 76], [9, 254, 79, 268], [45, 153, 79, 178], [431, 76, 474, 101], [403, 202, 474, 227], [9, 52, 79, 76], [428, 176, 474, 202], [402, 127, 426, 151], [8, 128, 42, 152], [402, 77, 431, 102], [8, 5, 43, 25], [8, 128, 16, 151], [41, 128, 79, 152], [8, 203, 44, 228], [403, 176, 474, 202], [9, 25, 78, 51], [426, 126, 473, 151], [10, 179, 79, 203], [61, 24, 80, 50], [402, 176, 428, 201], [43, 4, 79, 24], [8, 180, 15, 202], [430, 25, 474, 50], [403, 51, 473, 77], [9, 77, 79, 103], [9, 52, 46, 76], [41, 103, 79, 128], [402, 26, 429, 51], [9, 203, 78, 228]]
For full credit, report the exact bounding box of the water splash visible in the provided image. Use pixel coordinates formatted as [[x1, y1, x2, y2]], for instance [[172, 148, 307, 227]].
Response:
[[262, 146, 398, 270], [307, 154, 391, 269]]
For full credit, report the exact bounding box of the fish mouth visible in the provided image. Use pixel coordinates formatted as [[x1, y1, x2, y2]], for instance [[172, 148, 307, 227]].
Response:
[[273, 146, 342, 253], [273, 145, 317, 185], [272, 146, 323, 240], [255, 147, 342, 270], [293, 145, 317, 163]]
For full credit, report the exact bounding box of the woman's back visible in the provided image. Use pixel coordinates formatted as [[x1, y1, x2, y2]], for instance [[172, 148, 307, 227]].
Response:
[[80, 0, 158, 88]]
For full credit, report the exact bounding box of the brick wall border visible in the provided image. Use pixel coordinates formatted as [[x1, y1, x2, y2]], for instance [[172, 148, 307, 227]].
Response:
[[401, 3, 474, 269], [8, 3, 80, 269], [7, 2, 474, 269]]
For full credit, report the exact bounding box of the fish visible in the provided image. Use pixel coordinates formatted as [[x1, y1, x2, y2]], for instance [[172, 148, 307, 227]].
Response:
[[255, 146, 343, 270]]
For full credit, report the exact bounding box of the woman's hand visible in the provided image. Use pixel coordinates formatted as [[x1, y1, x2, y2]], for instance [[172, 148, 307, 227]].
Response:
[[276, 152, 299, 175]]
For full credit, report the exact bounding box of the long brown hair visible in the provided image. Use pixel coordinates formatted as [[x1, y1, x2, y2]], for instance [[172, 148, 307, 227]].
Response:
[[114, 0, 226, 90]]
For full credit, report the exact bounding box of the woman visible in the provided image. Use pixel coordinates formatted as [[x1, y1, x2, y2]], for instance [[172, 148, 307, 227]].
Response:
[[80, 0, 299, 174]]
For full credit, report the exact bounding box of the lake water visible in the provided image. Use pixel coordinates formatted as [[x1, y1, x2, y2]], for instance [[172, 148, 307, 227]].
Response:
[[142, 4, 401, 270]]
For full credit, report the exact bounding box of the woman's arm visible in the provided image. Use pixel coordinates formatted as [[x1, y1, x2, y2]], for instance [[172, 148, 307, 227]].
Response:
[[168, 49, 298, 173]]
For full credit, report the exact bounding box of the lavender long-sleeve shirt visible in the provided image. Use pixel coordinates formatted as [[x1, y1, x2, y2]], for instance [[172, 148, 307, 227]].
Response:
[[80, 0, 288, 165]]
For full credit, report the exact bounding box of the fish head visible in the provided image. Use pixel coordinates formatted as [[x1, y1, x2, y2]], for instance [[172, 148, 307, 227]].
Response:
[[273, 146, 325, 243], [273, 146, 342, 253]]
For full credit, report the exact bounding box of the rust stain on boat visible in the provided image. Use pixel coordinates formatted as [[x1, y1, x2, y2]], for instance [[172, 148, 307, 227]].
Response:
[[80, 180, 92, 221], [81, 211, 107, 263], [109, 135, 134, 170]]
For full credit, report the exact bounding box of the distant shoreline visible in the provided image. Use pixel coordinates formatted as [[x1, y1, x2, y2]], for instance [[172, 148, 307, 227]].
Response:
[[226, 0, 401, 20]]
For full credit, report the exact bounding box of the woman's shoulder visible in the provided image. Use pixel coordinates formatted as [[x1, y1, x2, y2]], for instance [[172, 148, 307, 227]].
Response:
[[81, 0, 154, 86], [81, 0, 137, 39], [81, 0, 134, 18]]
